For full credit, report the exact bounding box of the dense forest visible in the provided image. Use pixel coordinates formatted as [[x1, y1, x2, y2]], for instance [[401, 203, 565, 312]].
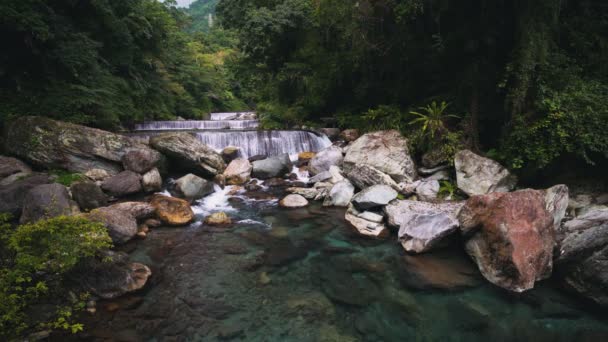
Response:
[[1, 0, 607, 170]]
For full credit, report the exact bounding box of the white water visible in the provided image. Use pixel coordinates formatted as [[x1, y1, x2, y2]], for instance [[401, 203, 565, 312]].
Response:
[[210, 112, 256, 121], [192, 184, 236, 217], [134, 120, 259, 131]]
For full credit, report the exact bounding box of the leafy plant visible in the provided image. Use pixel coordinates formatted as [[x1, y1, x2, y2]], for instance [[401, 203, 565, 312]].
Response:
[[438, 180, 458, 200], [0, 216, 112, 339], [409, 101, 459, 139], [50, 170, 85, 187]]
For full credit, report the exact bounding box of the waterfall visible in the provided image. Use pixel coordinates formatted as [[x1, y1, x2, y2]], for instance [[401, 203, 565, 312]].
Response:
[[131, 112, 332, 158]]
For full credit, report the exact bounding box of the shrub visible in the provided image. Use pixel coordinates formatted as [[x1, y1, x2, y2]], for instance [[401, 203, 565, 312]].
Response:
[[0, 215, 112, 339]]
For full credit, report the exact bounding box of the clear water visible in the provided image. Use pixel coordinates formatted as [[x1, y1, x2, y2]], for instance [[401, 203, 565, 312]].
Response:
[[73, 188, 608, 342]]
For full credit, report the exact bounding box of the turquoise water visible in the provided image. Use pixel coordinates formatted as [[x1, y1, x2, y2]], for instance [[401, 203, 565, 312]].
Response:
[[73, 192, 608, 341]]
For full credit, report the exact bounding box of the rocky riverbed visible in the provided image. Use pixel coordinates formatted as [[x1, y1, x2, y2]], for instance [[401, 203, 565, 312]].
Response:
[[1, 116, 608, 340]]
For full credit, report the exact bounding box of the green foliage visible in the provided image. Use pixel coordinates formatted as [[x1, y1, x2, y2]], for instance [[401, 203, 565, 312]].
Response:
[[50, 170, 85, 187], [438, 180, 458, 200], [0, 216, 112, 339], [409, 101, 458, 139], [186, 0, 219, 33]]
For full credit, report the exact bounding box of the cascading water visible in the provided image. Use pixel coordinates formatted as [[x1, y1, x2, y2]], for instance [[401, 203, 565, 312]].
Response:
[[131, 112, 332, 158]]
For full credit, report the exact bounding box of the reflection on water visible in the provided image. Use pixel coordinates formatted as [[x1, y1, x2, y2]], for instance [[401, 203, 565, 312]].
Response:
[[70, 197, 608, 341]]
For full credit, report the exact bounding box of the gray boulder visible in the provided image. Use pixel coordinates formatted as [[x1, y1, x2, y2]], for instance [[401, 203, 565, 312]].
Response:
[[121, 149, 161, 174], [251, 154, 292, 179], [0, 174, 51, 216], [20, 183, 73, 224], [87, 207, 138, 245], [345, 164, 399, 190], [142, 168, 162, 193], [101, 171, 142, 197], [416, 180, 440, 201], [77, 258, 151, 299], [309, 146, 344, 175], [323, 180, 355, 207], [343, 130, 417, 183], [351, 185, 398, 210], [0, 156, 31, 179], [150, 133, 226, 177], [544, 184, 569, 231], [384, 200, 464, 253], [223, 158, 252, 185], [318, 128, 341, 141], [71, 181, 108, 211], [173, 173, 214, 200], [345, 204, 389, 238], [286, 187, 320, 200], [454, 150, 516, 196], [3, 116, 153, 175], [108, 202, 156, 221], [309, 171, 332, 184]]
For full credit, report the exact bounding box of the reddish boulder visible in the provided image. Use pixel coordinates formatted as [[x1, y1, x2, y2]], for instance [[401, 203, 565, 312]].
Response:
[[458, 189, 555, 292]]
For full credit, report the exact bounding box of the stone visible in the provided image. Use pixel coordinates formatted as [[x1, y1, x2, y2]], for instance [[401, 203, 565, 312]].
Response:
[[87, 207, 138, 245], [328, 165, 344, 184], [121, 149, 161, 174], [251, 154, 292, 179], [345, 163, 399, 190], [318, 128, 341, 141], [0, 172, 33, 187], [145, 218, 162, 228], [454, 149, 517, 196], [298, 152, 316, 162], [174, 173, 214, 200], [351, 185, 398, 210], [150, 195, 194, 226], [70, 181, 108, 211], [421, 148, 450, 168], [340, 129, 360, 142], [286, 187, 319, 200], [345, 205, 389, 238], [221, 146, 240, 163], [458, 189, 555, 292], [0, 174, 51, 216], [323, 180, 355, 207], [248, 154, 267, 162], [149, 132, 225, 177], [108, 202, 156, 220], [309, 146, 344, 175], [544, 184, 569, 230], [388, 200, 464, 253], [20, 183, 72, 223], [279, 194, 309, 208], [416, 180, 440, 201], [343, 130, 417, 183], [84, 168, 111, 182], [78, 260, 152, 299], [204, 212, 232, 225], [101, 171, 142, 197], [3, 116, 154, 175], [223, 158, 252, 185], [423, 170, 450, 181], [309, 171, 332, 184], [141, 168, 162, 192], [0, 156, 31, 179]]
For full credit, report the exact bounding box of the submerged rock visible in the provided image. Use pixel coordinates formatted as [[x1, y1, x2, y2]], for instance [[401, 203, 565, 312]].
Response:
[[150, 132, 225, 177], [223, 158, 252, 185], [351, 184, 398, 210], [309, 146, 344, 175], [323, 180, 355, 207], [150, 195, 194, 226], [458, 189, 556, 292], [20, 183, 73, 223], [251, 154, 292, 179], [204, 212, 232, 225], [174, 173, 214, 200], [78, 259, 151, 299], [3, 116, 153, 175], [101, 171, 143, 197], [343, 130, 416, 183], [71, 181, 108, 211], [454, 149, 516, 196], [279, 194, 309, 208]]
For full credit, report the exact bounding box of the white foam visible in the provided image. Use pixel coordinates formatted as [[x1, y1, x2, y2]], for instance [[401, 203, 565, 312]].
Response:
[[192, 185, 236, 216]]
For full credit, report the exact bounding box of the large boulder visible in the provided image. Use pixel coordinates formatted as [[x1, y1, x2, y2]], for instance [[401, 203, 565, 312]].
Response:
[[323, 180, 355, 207], [309, 146, 344, 175], [173, 173, 214, 200], [345, 204, 389, 238], [458, 189, 557, 292], [544, 184, 569, 231], [108, 202, 156, 221], [141, 168, 162, 193], [555, 209, 608, 306], [279, 194, 309, 208], [20, 183, 73, 224], [87, 207, 138, 245], [223, 159, 252, 185], [2, 116, 153, 175], [345, 164, 399, 190], [343, 130, 416, 183], [454, 150, 517, 196], [415, 180, 440, 201], [351, 185, 398, 210], [77, 256, 151, 299], [121, 149, 161, 174], [384, 200, 464, 253], [70, 181, 108, 211], [251, 154, 292, 179], [101, 171, 142, 197], [0, 174, 51, 216], [0, 156, 31, 179], [150, 195, 194, 226], [149, 133, 225, 177], [340, 129, 360, 142]]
